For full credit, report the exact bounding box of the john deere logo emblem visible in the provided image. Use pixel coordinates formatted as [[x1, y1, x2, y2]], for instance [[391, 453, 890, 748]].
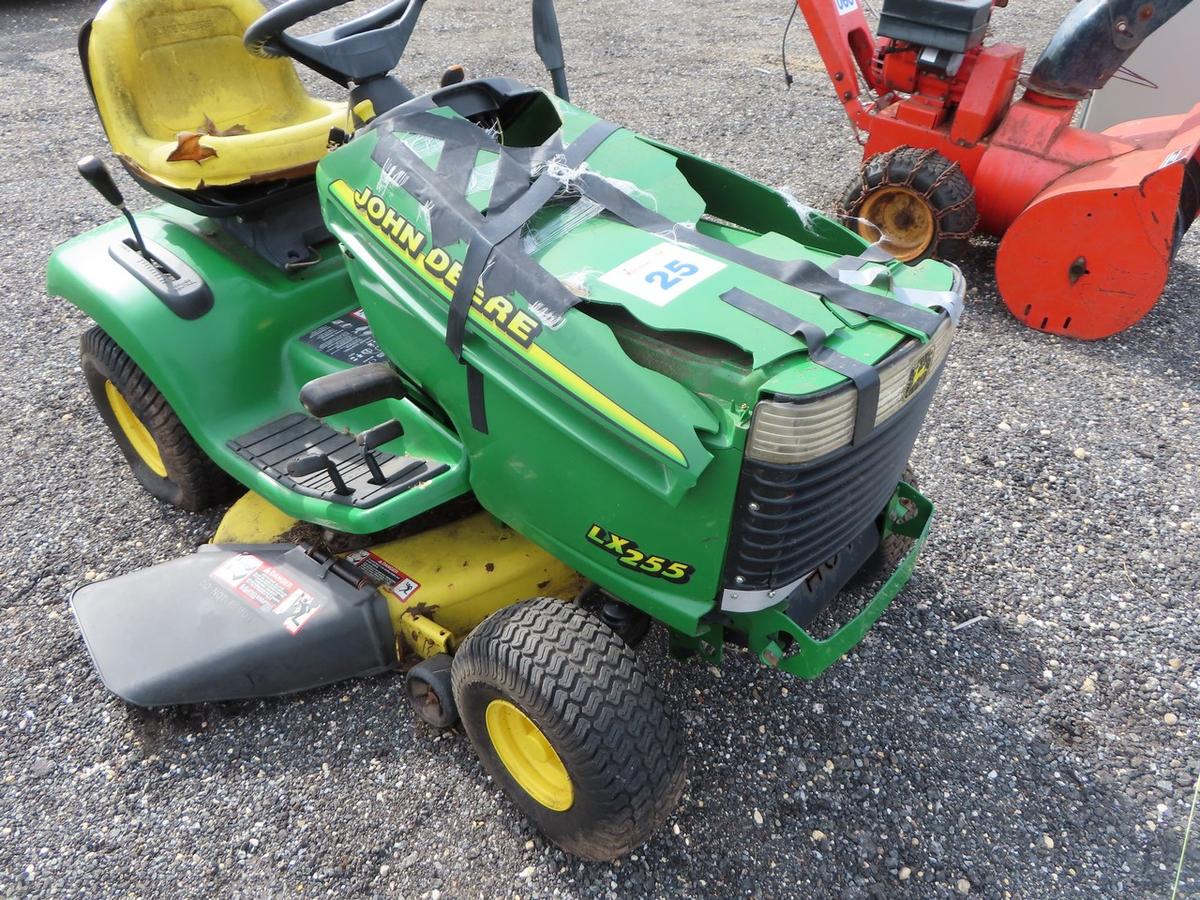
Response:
[[903, 352, 932, 399]]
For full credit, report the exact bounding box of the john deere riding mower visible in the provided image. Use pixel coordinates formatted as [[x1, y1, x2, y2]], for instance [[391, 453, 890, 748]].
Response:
[[50, 0, 963, 859]]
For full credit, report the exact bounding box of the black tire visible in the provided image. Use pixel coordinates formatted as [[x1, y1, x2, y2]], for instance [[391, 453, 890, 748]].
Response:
[[406, 653, 459, 729], [839, 147, 977, 262], [80, 326, 238, 512], [1171, 158, 1200, 260], [452, 598, 685, 860]]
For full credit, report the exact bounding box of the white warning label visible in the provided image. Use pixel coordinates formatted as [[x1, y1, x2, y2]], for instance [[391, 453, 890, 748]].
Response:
[[598, 243, 725, 307], [210, 554, 322, 635]]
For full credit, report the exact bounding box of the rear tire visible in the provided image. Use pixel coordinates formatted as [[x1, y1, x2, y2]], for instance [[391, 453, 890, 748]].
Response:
[[1171, 158, 1200, 260], [81, 326, 237, 512], [452, 598, 685, 860], [840, 147, 977, 262]]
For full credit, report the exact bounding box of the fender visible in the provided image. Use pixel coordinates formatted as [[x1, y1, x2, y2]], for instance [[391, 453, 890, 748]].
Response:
[[47, 207, 472, 532]]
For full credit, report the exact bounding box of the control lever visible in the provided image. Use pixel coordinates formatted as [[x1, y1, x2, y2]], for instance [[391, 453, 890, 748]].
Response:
[[77, 156, 154, 262], [287, 450, 351, 495], [439, 64, 466, 87], [357, 419, 405, 485]]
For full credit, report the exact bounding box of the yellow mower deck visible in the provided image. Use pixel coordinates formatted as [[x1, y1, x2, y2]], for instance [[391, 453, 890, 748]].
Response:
[[213, 492, 585, 659]]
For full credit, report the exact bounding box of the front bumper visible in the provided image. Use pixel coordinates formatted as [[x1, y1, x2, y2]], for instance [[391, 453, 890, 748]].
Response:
[[674, 481, 933, 679]]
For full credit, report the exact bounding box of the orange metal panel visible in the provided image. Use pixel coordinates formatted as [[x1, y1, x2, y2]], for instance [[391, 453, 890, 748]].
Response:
[[896, 97, 946, 129], [996, 114, 1200, 338], [950, 44, 1024, 146], [795, 0, 880, 131]]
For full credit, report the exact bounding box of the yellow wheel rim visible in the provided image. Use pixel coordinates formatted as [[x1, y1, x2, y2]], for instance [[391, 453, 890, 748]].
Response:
[[857, 186, 937, 262], [104, 380, 167, 477], [485, 699, 574, 811]]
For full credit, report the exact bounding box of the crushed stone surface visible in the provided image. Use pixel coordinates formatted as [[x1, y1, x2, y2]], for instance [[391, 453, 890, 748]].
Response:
[[1, 0, 1197, 896]]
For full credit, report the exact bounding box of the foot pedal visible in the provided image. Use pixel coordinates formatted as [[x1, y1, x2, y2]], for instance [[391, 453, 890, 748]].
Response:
[[228, 413, 447, 508]]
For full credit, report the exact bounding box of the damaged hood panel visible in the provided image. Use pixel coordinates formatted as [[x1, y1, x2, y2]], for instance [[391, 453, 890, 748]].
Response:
[[317, 78, 960, 497]]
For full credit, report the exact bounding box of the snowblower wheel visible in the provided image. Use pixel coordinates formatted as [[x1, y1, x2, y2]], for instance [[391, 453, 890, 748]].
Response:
[[451, 597, 685, 861], [840, 147, 977, 263], [81, 326, 237, 512]]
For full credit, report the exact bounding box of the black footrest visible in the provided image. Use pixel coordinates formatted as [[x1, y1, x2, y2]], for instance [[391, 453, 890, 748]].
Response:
[[228, 413, 447, 508]]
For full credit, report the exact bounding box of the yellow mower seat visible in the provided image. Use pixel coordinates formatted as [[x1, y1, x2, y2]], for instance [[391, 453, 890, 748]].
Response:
[[87, 0, 347, 191]]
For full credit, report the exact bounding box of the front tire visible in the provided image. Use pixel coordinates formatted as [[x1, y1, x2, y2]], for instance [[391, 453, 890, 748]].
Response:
[[452, 598, 685, 860], [81, 326, 236, 511]]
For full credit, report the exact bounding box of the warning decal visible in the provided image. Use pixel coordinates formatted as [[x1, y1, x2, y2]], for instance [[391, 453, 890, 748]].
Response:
[[345, 549, 421, 601], [301, 309, 388, 366], [210, 554, 323, 635]]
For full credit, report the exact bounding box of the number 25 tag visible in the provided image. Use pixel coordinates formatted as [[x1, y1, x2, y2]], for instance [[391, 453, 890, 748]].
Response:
[[598, 243, 726, 307]]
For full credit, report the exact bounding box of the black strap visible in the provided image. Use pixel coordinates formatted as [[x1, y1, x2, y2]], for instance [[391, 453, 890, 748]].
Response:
[[378, 119, 620, 358], [721, 288, 881, 445], [435, 141, 480, 198], [465, 363, 488, 433], [391, 108, 503, 154], [575, 174, 941, 337]]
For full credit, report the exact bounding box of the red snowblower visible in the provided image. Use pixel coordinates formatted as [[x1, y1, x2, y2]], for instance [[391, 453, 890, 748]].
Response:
[[795, 0, 1200, 339]]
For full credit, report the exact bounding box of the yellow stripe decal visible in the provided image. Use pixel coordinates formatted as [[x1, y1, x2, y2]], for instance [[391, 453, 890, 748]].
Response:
[[329, 179, 687, 466]]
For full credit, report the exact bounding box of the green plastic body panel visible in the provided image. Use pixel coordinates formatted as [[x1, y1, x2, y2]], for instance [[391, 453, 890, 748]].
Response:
[[46, 212, 470, 532]]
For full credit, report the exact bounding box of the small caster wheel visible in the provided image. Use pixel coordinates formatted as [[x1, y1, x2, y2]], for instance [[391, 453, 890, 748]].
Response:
[[406, 653, 458, 729]]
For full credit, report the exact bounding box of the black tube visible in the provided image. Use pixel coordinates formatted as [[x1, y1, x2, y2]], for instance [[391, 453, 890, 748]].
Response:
[[1028, 0, 1195, 99], [532, 0, 569, 100]]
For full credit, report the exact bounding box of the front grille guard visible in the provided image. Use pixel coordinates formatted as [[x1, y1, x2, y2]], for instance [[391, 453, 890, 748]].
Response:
[[670, 481, 933, 679]]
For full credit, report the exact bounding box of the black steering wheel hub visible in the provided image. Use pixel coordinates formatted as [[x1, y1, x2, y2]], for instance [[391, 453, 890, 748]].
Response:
[[243, 0, 571, 114]]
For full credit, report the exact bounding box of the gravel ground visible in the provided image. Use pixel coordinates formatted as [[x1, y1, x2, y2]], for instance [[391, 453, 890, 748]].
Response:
[[2, 0, 1199, 896]]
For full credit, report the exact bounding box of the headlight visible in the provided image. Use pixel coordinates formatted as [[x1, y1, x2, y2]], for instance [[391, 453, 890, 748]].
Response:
[[746, 317, 955, 465]]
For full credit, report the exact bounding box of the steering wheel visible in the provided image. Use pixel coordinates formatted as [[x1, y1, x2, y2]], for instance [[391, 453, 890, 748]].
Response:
[[245, 0, 426, 87], [246, 0, 571, 101]]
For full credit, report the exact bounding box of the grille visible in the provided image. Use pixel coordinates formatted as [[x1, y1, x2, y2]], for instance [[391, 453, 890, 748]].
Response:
[[723, 369, 941, 591]]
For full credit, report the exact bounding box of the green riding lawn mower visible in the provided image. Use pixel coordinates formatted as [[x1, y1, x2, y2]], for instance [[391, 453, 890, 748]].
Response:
[[50, 0, 964, 860]]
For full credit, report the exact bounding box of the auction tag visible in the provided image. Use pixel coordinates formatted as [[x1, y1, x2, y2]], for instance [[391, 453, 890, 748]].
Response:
[[598, 243, 725, 307]]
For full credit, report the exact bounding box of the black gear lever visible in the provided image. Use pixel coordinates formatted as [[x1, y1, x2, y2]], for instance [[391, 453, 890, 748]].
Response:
[[357, 419, 405, 485], [77, 156, 152, 260]]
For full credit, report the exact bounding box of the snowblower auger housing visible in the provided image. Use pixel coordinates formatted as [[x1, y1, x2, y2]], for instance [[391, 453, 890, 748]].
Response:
[[51, 0, 962, 861]]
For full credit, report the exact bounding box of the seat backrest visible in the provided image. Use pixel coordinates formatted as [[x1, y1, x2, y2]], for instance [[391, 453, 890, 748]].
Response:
[[87, 0, 319, 143]]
